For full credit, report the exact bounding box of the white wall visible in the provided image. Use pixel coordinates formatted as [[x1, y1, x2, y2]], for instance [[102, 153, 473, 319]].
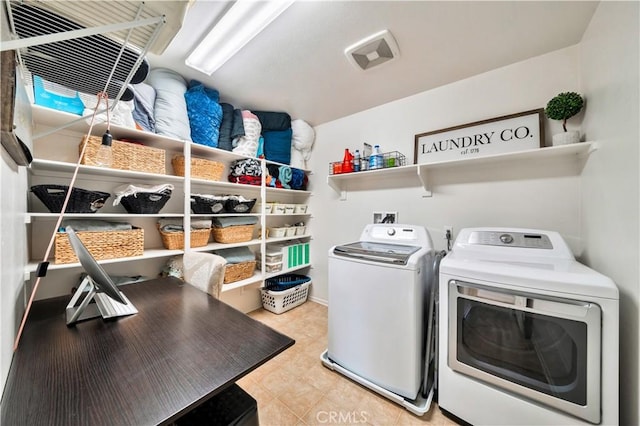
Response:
[[308, 45, 583, 304], [306, 6, 640, 423], [579, 2, 640, 425], [0, 2, 29, 398], [0, 149, 28, 395]]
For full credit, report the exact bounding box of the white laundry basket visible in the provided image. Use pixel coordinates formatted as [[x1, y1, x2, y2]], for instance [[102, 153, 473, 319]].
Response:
[[261, 274, 311, 314]]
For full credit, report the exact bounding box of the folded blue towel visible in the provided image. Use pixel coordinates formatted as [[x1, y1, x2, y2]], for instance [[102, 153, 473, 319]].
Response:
[[279, 165, 292, 189]]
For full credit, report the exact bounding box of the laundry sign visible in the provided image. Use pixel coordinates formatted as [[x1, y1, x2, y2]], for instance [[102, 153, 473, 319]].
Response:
[[414, 109, 544, 164]]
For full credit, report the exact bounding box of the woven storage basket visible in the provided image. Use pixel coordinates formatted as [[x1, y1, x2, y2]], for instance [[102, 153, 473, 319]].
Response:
[[158, 226, 211, 249], [211, 225, 255, 244], [172, 155, 224, 181], [80, 135, 165, 174], [120, 190, 172, 214], [54, 227, 144, 264], [223, 260, 256, 284], [191, 195, 226, 214], [31, 184, 110, 213], [224, 197, 257, 214]]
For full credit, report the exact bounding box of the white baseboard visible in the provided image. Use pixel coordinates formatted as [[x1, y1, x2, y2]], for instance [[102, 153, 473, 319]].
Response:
[[309, 295, 327, 306]]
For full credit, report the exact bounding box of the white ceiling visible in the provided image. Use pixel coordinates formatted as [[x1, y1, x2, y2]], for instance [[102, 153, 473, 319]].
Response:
[[148, 1, 599, 126]]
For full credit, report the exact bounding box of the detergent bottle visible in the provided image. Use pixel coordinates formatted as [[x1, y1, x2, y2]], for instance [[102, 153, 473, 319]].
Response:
[[369, 145, 383, 170], [342, 149, 354, 173]]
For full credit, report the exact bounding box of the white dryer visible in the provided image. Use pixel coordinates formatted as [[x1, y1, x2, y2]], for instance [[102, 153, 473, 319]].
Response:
[[321, 224, 442, 415], [438, 227, 619, 425]]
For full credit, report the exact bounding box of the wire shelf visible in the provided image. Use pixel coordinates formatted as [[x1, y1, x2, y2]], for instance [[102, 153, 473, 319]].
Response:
[[329, 151, 406, 175]]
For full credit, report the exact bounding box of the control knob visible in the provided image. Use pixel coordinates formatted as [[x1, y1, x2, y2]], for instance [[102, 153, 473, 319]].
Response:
[[500, 234, 514, 244]]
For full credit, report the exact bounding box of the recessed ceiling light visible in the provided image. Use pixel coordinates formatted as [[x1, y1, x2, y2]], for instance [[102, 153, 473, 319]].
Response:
[[344, 29, 400, 71]]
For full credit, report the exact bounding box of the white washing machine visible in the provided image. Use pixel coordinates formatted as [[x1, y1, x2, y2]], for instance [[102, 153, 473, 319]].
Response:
[[438, 227, 619, 425], [321, 224, 442, 416]]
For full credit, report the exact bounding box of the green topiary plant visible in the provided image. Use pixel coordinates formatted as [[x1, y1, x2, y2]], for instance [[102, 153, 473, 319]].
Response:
[[545, 92, 584, 132]]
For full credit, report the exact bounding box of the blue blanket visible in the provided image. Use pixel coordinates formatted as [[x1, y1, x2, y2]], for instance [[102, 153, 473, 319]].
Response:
[[263, 128, 292, 165], [185, 80, 223, 148]]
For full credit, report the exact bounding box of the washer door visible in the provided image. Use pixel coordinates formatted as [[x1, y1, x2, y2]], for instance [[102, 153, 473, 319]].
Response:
[[333, 241, 420, 265], [448, 280, 602, 424]]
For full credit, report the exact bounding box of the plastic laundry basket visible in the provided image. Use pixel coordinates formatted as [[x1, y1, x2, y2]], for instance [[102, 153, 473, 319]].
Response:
[[261, 280, 311, 314]]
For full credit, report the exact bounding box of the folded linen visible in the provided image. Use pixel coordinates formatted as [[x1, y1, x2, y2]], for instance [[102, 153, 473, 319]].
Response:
[[212, 216, 258, 228], [213, 246, 255, 264], [279, 165, 292, 189], [113, 183, 174, 205], [228, 175, 261, 186], [291, 168, 307, 190], [61, 219, 132, 232], [263, 128, 292, 165], [253, 111, 291, 131], [185, 80, 223, 148], [266, 164, 280, 180], [158, 218, 211, 232], [219, 103, 245, 151], [232, 110, 261, 157], [130, 82, 156, 132]]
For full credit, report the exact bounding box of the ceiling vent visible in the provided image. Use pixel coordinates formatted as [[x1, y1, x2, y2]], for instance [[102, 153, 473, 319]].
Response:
[[344, 29, 400, 71]]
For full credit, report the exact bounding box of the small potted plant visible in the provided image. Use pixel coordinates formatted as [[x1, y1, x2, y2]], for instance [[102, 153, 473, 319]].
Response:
[[545, 92, 584, 145]]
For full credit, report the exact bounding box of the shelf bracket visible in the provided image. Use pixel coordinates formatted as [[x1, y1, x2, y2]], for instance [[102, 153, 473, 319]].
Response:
[[327, 176, 347, 200], [416, 165, 432, 197]]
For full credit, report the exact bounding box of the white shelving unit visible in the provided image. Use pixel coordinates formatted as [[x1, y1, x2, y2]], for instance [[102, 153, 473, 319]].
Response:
[[26, 105, 312, 298], [327, 142, 596, 198]]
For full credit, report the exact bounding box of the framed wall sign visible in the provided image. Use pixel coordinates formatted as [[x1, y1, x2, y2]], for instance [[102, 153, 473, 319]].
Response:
[[414, 108, 544, 165]]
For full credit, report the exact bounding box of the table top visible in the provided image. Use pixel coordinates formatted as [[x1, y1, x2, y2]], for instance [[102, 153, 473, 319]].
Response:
[[1, 277, 294, 425]]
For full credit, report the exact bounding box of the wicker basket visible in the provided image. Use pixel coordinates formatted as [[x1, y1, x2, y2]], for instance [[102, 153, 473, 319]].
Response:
[[211, 225, 255, 244], [223, 260, 256, 284], [191, 195, 226, 214], [79, 135, 165, 174], [54, 227, 144, 264], [224, 197, 257, 214], [120, 190, 172, 214], [172, 155, 224, 181], [158, 226, 211, 249], [31, 185, 110, 213]]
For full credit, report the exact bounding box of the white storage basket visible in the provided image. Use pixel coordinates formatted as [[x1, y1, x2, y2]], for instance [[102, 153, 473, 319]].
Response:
[[261, 281, 311, 314]]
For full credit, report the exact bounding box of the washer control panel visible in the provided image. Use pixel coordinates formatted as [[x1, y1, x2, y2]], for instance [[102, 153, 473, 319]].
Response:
[[468, 231, 553, 249], [360, 224, 434, 249]]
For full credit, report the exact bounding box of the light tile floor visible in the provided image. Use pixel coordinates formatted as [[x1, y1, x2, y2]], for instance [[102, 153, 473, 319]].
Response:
[[241, 301, 461, 426]]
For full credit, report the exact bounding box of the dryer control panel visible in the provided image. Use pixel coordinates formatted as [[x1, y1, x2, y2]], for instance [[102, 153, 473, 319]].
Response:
[[468, 230, 553, 249], [453, 228, 575, 260]]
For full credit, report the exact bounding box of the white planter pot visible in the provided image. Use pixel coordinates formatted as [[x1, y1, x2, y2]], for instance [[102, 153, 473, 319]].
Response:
[[552, 130, 580, 146]]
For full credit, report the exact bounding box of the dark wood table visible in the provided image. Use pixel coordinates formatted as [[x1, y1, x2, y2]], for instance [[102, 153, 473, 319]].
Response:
[[1, 277, 294, 425]]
